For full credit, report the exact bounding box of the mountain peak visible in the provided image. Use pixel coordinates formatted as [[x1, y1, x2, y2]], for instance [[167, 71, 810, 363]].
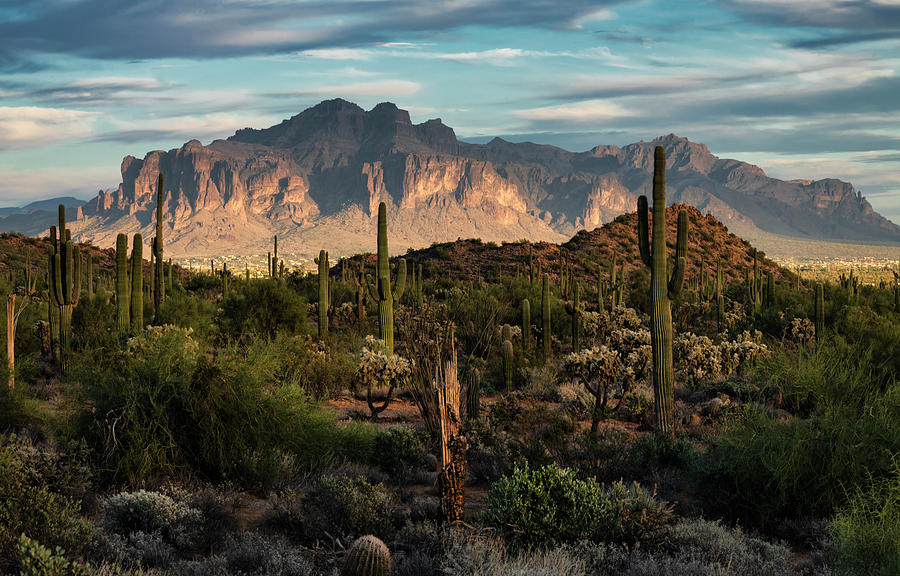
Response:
[[63, 99, 900, 258]]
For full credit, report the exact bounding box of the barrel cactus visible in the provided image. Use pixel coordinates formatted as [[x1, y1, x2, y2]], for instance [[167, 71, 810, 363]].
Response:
[[341, 535, 391, 576]]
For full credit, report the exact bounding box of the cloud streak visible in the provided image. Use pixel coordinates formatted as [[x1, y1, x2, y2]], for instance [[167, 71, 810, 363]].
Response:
[[0, 106, 97, 149], [0, 0, 633, 64]]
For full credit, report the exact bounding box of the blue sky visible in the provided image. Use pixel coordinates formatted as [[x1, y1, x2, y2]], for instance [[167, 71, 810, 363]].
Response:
[[1, 0, 899, 223]]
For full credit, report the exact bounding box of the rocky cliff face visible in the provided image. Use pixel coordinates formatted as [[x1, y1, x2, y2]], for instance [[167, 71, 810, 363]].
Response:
[[67, 99, 899, 258]]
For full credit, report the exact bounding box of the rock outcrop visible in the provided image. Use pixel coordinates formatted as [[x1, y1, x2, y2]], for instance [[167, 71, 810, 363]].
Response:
[[60, 99, 898, 258]]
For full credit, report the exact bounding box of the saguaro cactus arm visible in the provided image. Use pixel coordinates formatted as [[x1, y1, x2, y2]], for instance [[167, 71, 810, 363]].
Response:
[[668, 210, 688, 299]]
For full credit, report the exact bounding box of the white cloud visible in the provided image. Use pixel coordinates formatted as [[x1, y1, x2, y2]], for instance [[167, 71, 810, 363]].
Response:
[[0, 106, 97, 149], [299, 47, 375, 60], [568, 7, 617, 29], [437, 48, 534, 64], [297, 80, 421, 97], [514, 100, 632, 122]]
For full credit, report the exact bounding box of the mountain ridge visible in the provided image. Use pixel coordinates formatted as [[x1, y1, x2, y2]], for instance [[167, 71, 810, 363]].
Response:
[[34, 99, 900, 257]]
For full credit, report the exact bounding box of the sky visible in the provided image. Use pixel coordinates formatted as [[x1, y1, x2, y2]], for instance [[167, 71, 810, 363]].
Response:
[[0, 0, 899, 224]]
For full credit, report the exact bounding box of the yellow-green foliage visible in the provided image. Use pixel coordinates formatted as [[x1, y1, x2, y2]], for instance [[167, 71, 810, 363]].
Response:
[[483, 463, 673, 547], [73, 328, 373, 488], [831, 463, 900, 576]]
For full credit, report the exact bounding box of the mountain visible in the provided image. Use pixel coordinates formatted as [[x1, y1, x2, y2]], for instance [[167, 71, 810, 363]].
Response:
[[51, 99, 898, 258], [0, 197, 87, 235]]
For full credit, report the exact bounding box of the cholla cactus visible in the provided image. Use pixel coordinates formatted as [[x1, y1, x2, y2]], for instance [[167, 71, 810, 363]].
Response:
[[675, 330, 768, 388], [786, 317, 815, 347], [719, 330, 768, 375], [357, 336, 411, 418], [581, 305, 647, 346]]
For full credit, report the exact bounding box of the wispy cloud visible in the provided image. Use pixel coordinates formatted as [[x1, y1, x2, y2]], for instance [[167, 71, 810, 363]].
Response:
[[514, 100, 632, 123], [0, 0, 634, 64], [0, 106, 97, 149], [265, 79, 421, 99]]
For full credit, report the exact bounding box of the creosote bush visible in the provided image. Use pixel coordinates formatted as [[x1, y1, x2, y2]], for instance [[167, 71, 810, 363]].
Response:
[[482, 463, 673, 547], [300, 475, 392, 542], [0, 435, 92, 572], [73, 325, 374, 488], [218, 279, 308, 340], [830, 462, 900, 576]]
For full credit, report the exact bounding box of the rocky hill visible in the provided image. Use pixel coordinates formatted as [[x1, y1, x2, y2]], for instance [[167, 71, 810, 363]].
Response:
[[388, 204, 787, 288], [51, 99, 898, 258]]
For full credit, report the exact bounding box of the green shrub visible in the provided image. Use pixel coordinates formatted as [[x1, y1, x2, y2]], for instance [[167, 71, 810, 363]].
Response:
[[218, 279, 308, 340], [0, 436, 91, 572], [17, 534, 89, 576], [372, 427, 426, 478], [99, 490, 195, 538], [752, 340, 890, 417], [74, 327, 374, 487], [630, 432, 697, 470], [697, 401, 900, 527], [482, 463, 673, 547], [154, 291, 218, 343], [576, 518, 795, 576], [301, 475, 392, 542], [831, 463, 900, 576]]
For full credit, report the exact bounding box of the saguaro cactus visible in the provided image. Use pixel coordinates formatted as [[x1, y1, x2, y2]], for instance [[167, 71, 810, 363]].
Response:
[[7, 295, 15, 389], [416, 263, 424, 309], [131, 234, 143, 332], [317, 249, 329, 338], [541, 273, 551, 359], [116, 234, 130, 333], [154, 174, 165, 318], [521, 298, 531, 349], [501, 338, 514, 392], [637, 146, 688, 436], [815, 282, 824, 343], [715, 260, 724, 333], [366, 202, 406, 355], [748, 249, 763, 312], [49, 228, 82, 367], [566, 281, 581, 353], [349, 259, 367, 325], [466, 367, 481, 421]]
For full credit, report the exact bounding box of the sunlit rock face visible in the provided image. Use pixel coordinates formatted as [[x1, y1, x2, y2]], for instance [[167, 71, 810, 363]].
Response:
[[71, 100, 899, 258]]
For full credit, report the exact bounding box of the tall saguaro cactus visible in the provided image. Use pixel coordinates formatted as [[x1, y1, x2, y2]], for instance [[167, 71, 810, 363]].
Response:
[[637, 146, 688, 436], [521, 298, 531, 349], [116, 234, 129, 332], [715, 260, 724, 333], [49, 211, 82, 368], [154, 174, 165, 318], [317, 249, 330, 338], [131, 234, 143, 332], [814, 282, 824, 343], [566, 281, 581, 353], [366, 202, 406, 355], [541, 273, 551, 359]]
